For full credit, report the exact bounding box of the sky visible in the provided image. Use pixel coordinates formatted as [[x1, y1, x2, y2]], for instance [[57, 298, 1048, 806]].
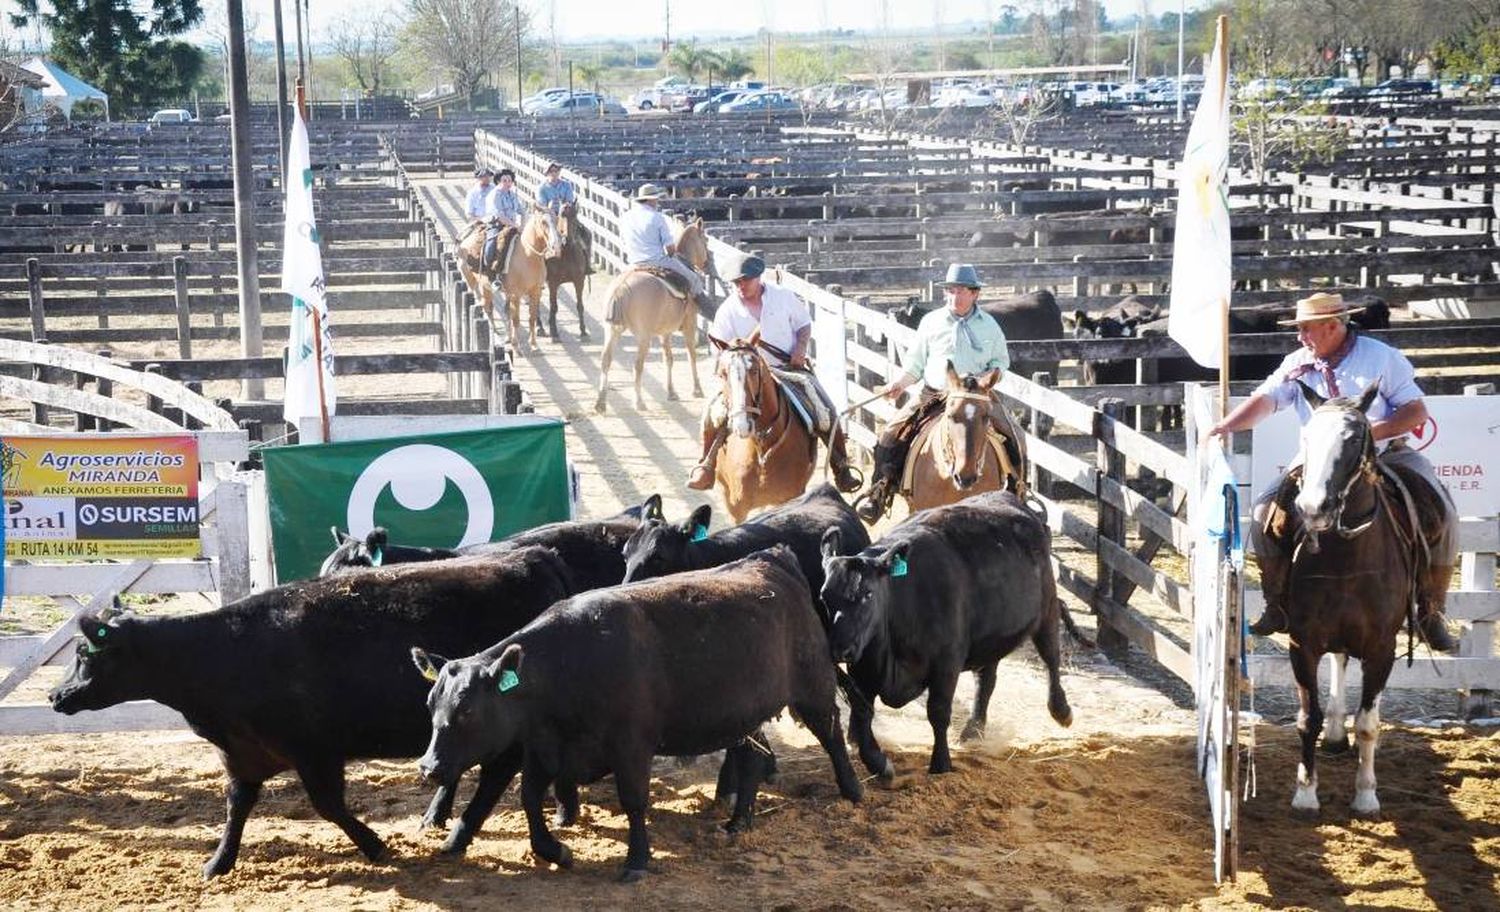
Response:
[[2, 0, 1217, 49]]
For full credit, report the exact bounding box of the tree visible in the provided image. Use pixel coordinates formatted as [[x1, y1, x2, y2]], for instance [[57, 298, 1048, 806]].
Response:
[[403, 0, 528, 107], [10, 0, 205, 113], [703, 48, 754, 82], [668, 41, 707, 81], [330, 10, 402, 95]]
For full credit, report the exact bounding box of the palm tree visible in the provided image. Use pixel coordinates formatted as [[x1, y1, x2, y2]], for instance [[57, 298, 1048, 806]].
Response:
[[705, 48, 755, 82], [668, 42, 706, 81]]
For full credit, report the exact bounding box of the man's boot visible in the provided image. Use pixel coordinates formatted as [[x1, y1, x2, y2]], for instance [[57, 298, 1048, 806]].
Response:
[[1417, 564, 1460, 652], [854, 477, 891, 524], [827, 427, 863, 494], [686, 427, 725, 491], [1248, 546, 1291, 636]]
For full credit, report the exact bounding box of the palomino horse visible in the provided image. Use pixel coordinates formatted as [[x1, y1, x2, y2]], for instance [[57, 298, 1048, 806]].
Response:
[[1281, 382, 1431, 816], [904, 364, 1025, 513], [457, 212, 563, 355], [593, 217, 711, 413], [543, 202, 591, 340], [711, 332, 818, 524]]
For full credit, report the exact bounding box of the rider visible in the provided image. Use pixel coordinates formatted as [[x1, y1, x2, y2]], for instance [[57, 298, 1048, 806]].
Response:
[[537, 161, 591, 274], [464, 168, 493, 222], [1207, 292, 1459, 651], [620, 182, 713, 312], [483, 168, 527, 275], [686, 254, 862, 493], [853, 263, 1018, 524]]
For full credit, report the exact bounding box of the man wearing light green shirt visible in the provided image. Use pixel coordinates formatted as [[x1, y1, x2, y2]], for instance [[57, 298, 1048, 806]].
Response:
[[853, 264, 1019, 523]]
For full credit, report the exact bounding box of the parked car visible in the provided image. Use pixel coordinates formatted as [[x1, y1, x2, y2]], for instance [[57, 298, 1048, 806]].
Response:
[[671, 86, 715, 112], [1238, 77, 1293, 100], [631, 76, 688, 110], [149, 108, 194, 125], [933, 85, 998, 108], [1110, 82, 1149, 105], [520, 87, 570, 111], [719, 91, 799, 113], [1368, 78, 1437, 98], [532, 93, 608, 117], [694, 89, 748, 113]]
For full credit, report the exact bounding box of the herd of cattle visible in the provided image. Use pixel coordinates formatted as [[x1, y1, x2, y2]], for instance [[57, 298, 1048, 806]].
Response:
[[48, 486, 1081, 882]]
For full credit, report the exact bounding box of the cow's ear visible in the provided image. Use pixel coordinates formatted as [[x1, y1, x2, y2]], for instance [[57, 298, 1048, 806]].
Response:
[[641, 493, 664, 523], [1355, 381, 1379, 413], [331, 526, 350, 547], [78, 613, 123, 651], [1069, 309, 1090, 331], [364, 528, 389, 566], [820, 526, 843, 561], [410, 647, 448, 683], [1298, 381, 1326, 410], [945, 361, 961, 388], [486, 644, 525, 693], [977, 368, 1002, 391], [882, 543, 911, 578], [684, 504, 713, 541]]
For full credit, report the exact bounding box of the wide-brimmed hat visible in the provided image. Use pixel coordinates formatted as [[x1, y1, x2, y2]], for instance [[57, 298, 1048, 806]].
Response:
[[941, 263, 983, 289], [544, 161, 562, 174], [1278, 292, 1364, 325], [729, 254, 766, 282], [634, 183, 665, 201], [473, 167, 493, 178]]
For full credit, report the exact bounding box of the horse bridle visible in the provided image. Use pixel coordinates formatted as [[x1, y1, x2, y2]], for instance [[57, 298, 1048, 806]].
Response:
[[937, 389, 993, 480], [723, 347, 796, 465], [1301, 405, 1380, 542]]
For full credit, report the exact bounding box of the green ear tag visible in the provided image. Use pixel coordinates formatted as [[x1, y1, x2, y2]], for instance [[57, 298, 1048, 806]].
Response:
[[97, 627, 108, 637], [498, 669, 520, 692], [691, 524, 708, 542], [370, 546, 384, 567], [890, 555, 908, 577]]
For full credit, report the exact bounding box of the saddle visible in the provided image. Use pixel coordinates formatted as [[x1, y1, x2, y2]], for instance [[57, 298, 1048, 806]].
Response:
[[487, 225, 519, 277], [635, 266, 692, 299], [1263, 458, 1448, 560], [768, 367, 834, 437], [897, 405, 1021, 497]]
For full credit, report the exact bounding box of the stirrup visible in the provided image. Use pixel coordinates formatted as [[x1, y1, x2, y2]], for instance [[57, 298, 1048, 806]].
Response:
[[686, 464, 715, 491], [1247, 605, 1287, 637]]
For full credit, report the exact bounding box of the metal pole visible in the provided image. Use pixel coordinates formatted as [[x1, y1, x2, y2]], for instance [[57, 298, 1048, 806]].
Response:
[[1176, 0, 1185, 122], [302, 0, 314, 116], [515, 5, 524, 114], [273, 0, 290, 183], [293, 0, 307, 87], [226, 0, 264, 399]]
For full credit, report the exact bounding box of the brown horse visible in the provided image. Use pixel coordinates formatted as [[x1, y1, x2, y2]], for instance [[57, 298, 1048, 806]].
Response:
[[1281, 382, 1428, 817], [904, 364, 1024, 513], [458, 212, 562, 355], [543, 202, 591, 340], [593, 218, 710, 413], [711, 332, 818, 524]]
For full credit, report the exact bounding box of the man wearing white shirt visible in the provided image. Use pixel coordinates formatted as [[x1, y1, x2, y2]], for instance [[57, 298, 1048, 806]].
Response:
[[464, 169, 493, 222], [619, 183, 711, 309], [686, 254, 860, 493], [1207, 292, 1458, 650]]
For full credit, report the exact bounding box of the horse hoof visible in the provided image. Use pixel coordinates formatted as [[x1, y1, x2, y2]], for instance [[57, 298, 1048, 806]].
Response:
[[619, 867, 647, 884], [1350, 791, 1381, 817], [1321, 737, 1351, 755], [959, 722, 984, 742], [667, 391, 680, 402]]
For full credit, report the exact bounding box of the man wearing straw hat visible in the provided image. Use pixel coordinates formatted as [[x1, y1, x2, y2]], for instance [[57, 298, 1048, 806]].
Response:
[[852, 263, 1024, 524], [620, 182, 712, 311], [1207, 291, 1459, 650]]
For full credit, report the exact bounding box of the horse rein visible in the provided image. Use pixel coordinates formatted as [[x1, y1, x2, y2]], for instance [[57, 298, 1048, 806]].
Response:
[[723, 348, 796, 462], [936, 391, 993, 480]]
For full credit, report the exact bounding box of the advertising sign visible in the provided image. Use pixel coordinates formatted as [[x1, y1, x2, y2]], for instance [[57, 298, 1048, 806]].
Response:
[[1251, 395, 1500, 518], [1, 434, 202, 559], [262, 422, 570, 582]]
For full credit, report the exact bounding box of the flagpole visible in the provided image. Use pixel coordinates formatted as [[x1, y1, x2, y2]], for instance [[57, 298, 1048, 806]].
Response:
[[296, 78, 331, 445], [1215, 14, 1230, 426]]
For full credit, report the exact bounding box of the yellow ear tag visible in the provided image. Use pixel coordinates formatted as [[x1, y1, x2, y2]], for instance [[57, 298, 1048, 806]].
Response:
[[420, 664, 439, 682]]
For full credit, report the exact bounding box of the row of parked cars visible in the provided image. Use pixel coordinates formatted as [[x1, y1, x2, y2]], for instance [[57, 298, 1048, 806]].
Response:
[[519, 88, 629, 116]]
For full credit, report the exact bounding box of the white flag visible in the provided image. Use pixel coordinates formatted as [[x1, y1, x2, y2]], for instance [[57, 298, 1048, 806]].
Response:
[[281, 104, 336, 427], [1168, 28, 1232, 369]]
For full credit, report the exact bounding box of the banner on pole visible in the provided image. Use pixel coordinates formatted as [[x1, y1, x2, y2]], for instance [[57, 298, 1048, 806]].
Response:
[[262, 423, 571, 582], [281, 103, 336, 428]]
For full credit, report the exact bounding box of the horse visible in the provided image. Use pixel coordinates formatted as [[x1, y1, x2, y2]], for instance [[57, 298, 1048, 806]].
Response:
[[543, 202, 591, 340], [592, 217, 711, 413], [1280, 381, 1432, 817], [903, 364, 1025, 514], [711, 332, 818, 524], [457, 211, 562, 355]]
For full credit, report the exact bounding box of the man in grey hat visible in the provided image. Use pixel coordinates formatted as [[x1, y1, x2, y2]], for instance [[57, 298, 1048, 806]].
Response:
[[687, 254, 862, 492], [1206, 291, 1458, 649], [853, 263, 1019, 523], [619, 182, 711, 308], [536, 162, 577, 216], [464, 168, 494, 222]]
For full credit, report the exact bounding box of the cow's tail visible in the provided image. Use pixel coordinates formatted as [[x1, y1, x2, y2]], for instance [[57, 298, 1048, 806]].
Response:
[[1058, 597, 1094, 649]]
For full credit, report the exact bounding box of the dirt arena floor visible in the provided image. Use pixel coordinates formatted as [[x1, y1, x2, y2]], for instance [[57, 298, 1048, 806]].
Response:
[[2, 184, 1497, 910]]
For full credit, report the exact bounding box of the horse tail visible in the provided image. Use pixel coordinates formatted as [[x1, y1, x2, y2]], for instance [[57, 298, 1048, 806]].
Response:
[[1058, 597, 1094, 649], [604, 272, 633, 325]]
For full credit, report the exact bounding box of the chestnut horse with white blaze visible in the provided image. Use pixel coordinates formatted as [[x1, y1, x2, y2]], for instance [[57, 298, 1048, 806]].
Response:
[[904, 364, 1025, 513], [593, 218, 710, 413], [711, 332, 817, 523]]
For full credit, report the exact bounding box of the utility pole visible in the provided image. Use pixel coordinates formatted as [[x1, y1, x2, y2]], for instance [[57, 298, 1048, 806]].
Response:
[[226, 0, 263, 398], [293, 0, 307, 86], [273, 0, 290, 182], [302, 0, 314, 114], [1176, 0, 1186, 122], [515, 5, 524, 114]]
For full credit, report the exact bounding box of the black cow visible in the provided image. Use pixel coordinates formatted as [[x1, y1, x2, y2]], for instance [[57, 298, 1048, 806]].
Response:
[[894, 289, 1065, 382], [414, 546, 864, 882], [320, 500, 647, 591], [49, 547, 575, 876], [621, 484, 869, 593], [819, 491, 1075, 778]]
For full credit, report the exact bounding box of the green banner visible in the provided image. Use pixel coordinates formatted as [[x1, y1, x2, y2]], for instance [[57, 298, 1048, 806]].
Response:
[[263, 422, 570, 582]]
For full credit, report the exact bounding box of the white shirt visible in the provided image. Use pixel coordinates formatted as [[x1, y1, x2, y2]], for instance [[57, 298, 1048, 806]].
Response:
[[464, 183, 491, 219], [1254, 332, 1423, 427], [620, 202, 674, 265], [710, 282, 811, 367]]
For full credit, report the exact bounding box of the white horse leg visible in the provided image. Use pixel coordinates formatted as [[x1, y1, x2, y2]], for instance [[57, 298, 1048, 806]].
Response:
[[633, 334, 652, 411], [1290, 649, 1322, 813], [662, 336, 677, 401], [1351, 699, 1382, 816], [1322, 653, 1349, 751], [595, 324, 623, 413]]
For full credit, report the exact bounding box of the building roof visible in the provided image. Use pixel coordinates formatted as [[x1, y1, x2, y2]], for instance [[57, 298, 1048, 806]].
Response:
[[21, 56, 108, 101], [0, 59, 47, 90]]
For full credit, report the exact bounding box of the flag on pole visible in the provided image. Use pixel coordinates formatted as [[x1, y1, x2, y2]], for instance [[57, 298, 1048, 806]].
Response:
[[1167, 25, 1232, 369], [281, 103, 336, 432]]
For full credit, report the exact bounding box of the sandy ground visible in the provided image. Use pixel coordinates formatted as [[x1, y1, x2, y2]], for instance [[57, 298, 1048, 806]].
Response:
[[2, 181, 1497, 910]]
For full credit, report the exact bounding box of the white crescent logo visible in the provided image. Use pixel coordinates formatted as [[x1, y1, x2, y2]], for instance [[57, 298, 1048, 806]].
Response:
[[345, 445, 494, 547]]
